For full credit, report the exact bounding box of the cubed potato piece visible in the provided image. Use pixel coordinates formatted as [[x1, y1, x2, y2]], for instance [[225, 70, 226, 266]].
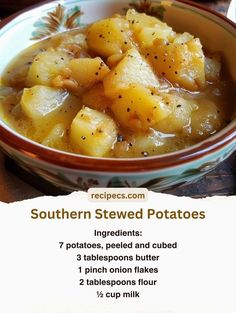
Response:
[[70, 107, 118, 157], [173, 32, 193, 44], [135, 26, 174, 47], [148, 38, 205, 91], [26, 51, 71, 87], [87, 17, 133, 57], [126, 9, 164, 31], [82, 83, 112, 111], [205, 55, 221, 82], [42, 123, 69, 151], [114, 129, 165, 158], [155, 94, 198, 133], [21, 86, 69, 120], [21, 86, 81, 142], [126, 10, 174, 47], [191, 99, 223, 139], [103, 48, 159, 98], [111, 84, 171, 131], [69, 57, 110, 88]]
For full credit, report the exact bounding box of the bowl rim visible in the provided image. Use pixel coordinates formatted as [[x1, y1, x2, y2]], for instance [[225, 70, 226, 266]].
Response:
[[0, 0, 236, 173]]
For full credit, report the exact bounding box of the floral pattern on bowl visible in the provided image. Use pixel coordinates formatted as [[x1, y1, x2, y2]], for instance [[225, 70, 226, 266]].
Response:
[[31, 4, 83, 40]]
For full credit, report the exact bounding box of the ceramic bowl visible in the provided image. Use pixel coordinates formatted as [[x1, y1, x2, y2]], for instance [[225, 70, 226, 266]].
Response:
[[0, 0, 236, 192]]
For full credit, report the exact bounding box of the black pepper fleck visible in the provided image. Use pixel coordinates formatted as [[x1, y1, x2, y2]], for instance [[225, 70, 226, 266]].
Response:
[[117, 135, 124, 142]]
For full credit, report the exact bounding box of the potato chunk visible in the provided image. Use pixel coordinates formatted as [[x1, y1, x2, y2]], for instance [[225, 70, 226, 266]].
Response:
[[70, 107, 118, 157], [103, 48, 159, 98], [114, 129, 165, 158], [42, 123, 69, 150], [82, 83, 112, 111], [135, 27, 174, 47], [173, 32, 193, 44], [21, 86, 69, 120], [26, 51, 70, 87], [111, 84, 171, 131], [69, 57, 110, 88], [148, 38, 205, 91], [126, 9, 164, 31], [21, 86, 80, 143], [87, 17, 133, 57], [126, 10, 174, 47], [155, 94, 198, 133], [205, 55, 221, 82], [191, 100, 223, 139]]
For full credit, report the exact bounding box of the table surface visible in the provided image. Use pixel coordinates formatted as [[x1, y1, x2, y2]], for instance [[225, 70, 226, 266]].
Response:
[[0, 0, 235, 202]]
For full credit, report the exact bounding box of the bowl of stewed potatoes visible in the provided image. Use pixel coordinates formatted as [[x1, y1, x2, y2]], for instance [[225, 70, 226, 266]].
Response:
[[0, 0, 235, 191]]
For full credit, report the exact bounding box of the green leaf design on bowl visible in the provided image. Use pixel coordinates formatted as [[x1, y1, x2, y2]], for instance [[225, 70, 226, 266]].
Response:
[[31, 4, 83, 40]]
